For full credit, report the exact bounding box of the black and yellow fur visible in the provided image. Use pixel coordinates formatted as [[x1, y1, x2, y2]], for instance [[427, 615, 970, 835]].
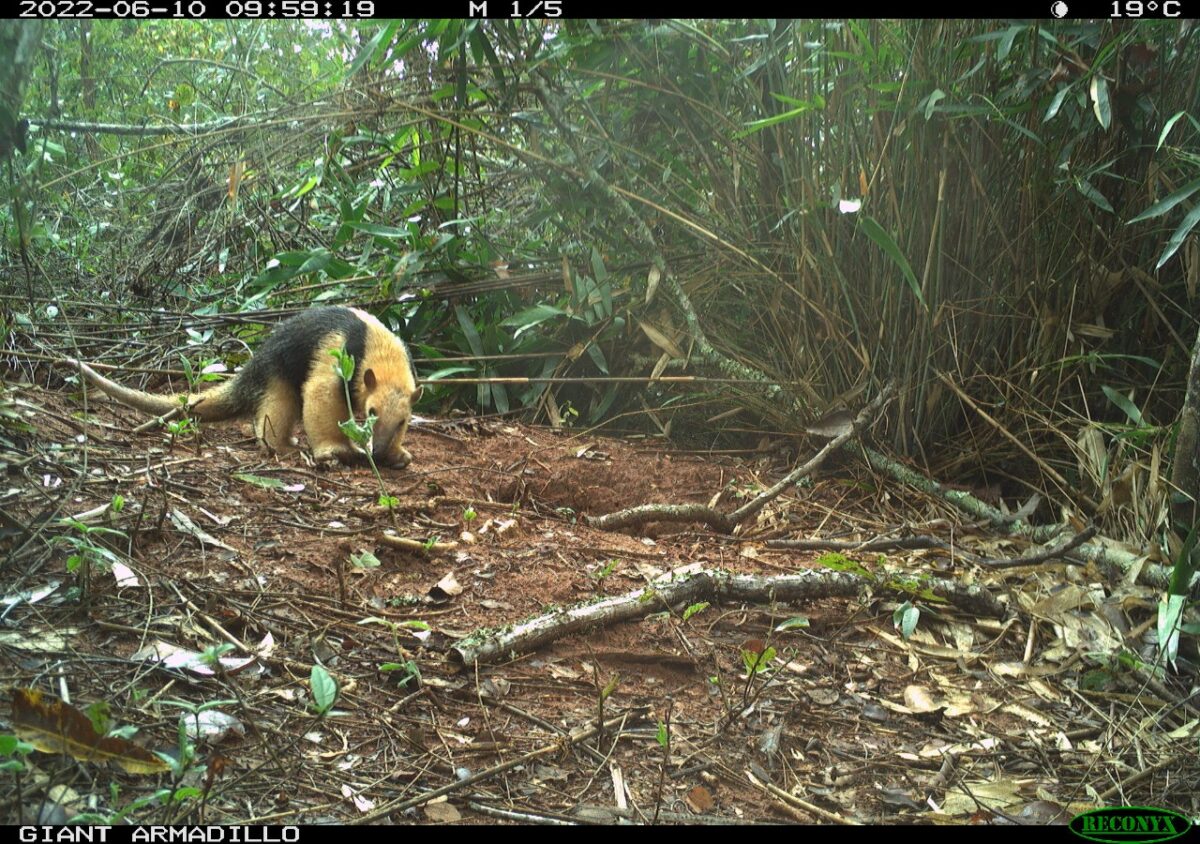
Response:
[[71, 307, 420, 468]]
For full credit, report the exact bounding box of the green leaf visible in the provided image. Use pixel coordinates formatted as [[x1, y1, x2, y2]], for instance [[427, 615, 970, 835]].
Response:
[[422, 365, 476, 382], [1154, 200, 1200, 270], [454, 305, 485, 357], [1089, 75, 1111, 131], [774, 616, 810, 632], [734, 105, 820, 138], [682, 601, 709, 621], [1127, 177, 1200, 224], [490, 382, 510, 414], [85, 701, 112, 737], [585, 342, 609, 375], [1157, 593, 1185, 665], [655, 719, 669, 748], [0, 735, 34, 756], [1101, 385, 1144, 426], [922, 88, 946, 120], [232, 473, 286, 490], [894, 602, 920, 640], [501, 304, 573, 336], [860, 216, 926, 310], [996, 24, 1025, 61], [348, 222, 412, 239], [1044, 85, 1072, 122], [348, 21, 399, 77], [310, 665, 338, 714], [339, 419, 371, 447], [349, 551, 381, 569], [600, 673, 620, 700], [1156, 111, 1186, 151], [1075, 178, 1114, 214], [742, 646, 776, 675]]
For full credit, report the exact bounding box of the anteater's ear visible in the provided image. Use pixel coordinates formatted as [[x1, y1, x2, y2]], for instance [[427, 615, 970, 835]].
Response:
[[363, 368, 377, 391]]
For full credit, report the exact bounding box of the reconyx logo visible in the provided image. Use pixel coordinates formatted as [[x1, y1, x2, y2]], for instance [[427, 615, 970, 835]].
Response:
[[1070, 807, 1192, 844]]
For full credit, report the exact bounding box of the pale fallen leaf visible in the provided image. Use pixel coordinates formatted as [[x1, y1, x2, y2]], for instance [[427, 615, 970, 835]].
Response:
[[903, 685, 939, 713], [0, 627, 78, 651], [341, 784, 375, 813], [1003, 703, 1052, 728], [424, 801, 460, 822], [434, 571, 462, 597], [169, 508, 237, 552], [182, 710, 245, 744], [545, 663, 581, 680], [1, 581, 62, 611], [111, 563, 141, 588], [131, 640, 258, 677], [196, 507, 235, 527]]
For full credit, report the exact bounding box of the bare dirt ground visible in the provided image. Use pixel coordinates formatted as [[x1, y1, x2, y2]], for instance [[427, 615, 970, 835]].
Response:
[[2, 374, 1195, 825]]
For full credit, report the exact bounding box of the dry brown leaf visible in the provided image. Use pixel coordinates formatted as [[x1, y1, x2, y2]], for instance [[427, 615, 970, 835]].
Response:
[[686, 785, 715, 813], [645, 266, 661, 304], [10, 688, 168, 774], [636, 319, 684, 359]]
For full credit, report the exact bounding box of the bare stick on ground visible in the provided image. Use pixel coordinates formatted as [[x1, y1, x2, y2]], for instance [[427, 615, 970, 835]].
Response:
[[451, 564, 1004, 665]]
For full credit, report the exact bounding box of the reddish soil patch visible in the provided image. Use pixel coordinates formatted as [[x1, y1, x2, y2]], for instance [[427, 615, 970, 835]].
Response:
[[2, 379, 1191, 825]]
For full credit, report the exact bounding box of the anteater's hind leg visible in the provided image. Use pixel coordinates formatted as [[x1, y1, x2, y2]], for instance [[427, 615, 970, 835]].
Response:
[[301, 366, 361, 466], [255, 379, 301, 456]]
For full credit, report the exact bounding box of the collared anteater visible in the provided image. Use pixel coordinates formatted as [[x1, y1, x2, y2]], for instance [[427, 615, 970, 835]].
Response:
[[71, 307, 420, 468]]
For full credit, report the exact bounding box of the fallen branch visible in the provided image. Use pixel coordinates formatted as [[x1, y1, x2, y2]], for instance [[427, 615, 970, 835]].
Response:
[[450, 565, 1004, 665], [586, 385, 893, 534], [859, 447, 1196, 592], [976, 525, 1099, 568], [767, 535, 948, 552], [585, 502, 733, 534], [379, 534, 459, 555]]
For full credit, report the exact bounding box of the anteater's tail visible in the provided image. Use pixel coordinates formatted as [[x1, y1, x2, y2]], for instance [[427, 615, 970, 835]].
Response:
[[69, 360, 247, 421]]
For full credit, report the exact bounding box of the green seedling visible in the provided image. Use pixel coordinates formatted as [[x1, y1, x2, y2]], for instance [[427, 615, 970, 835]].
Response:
[[379, 660, 421, 690], [1, 734, 35, 822], [199, 644, 236, 667], [682, 601, 709, 621], [893, 601, 920, 640], [58, 517, 128, 601], [462, 506, 478, 524], [741, 644, 777, 677], [329, 347, 400, 516], [591, 559, 619, 581], [349, 550, 381, 569], [310, 664, 338, 715], [358, 616, 428, 690]]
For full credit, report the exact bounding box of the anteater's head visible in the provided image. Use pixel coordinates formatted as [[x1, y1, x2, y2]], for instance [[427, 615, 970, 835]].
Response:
[[361, 368, 421, 468]]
